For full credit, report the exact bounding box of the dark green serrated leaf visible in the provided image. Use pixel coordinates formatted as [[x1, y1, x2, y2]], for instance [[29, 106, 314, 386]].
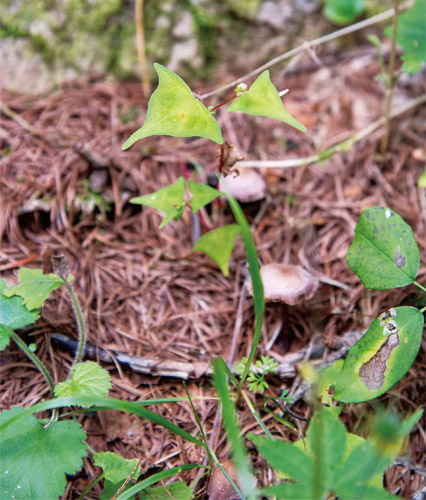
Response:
[[385, 0, 426, 74], [94, 451, 140, 484], [188, 179, 223, 213], [346, 207, 420, 289], [0, 280, 40, 342], [227, 70, 307, 132], [334, 307, 423, 403], [0, 407, 87, 500], [122, 64, 223, 148], [3, 269, 64, 310], [55, 361, 112, 398], [193, 224, 241, 276], [130, 177, 186, 228]]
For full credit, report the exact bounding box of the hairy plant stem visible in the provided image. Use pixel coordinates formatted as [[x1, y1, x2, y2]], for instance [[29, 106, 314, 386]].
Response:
[[381, 0, 400, 154], [11, 332, 55, 395]]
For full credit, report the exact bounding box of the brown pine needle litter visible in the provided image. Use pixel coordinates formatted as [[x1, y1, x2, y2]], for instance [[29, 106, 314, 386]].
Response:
[[1, 55, 425, 498]]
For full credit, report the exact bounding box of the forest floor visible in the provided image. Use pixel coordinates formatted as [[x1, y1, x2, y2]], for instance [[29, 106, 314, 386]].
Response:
[[1, 41, 425, 499]]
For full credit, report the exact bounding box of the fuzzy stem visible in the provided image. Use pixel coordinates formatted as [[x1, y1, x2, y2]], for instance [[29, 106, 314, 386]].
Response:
[[11, 332, 55, 395], [381, 0, 400, 154]]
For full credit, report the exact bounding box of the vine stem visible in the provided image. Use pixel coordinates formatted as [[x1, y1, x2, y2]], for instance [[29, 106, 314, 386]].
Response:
[[381, 0, 400, 154], [200, 3, 413, 100], [414, 281, 426, 293], [11, 332, 55, 395]]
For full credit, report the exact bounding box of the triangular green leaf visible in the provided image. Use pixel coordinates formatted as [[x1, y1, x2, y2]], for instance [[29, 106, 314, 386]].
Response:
[[385, 0, 426, 74], [3, 269, 64, 310], [130, 177, 186, 228], [193, 224, 241, 276], [0, 407, 87, 500], [0, 280, 40, 341], [140, 481, 193, 500], [227, 70, 307, 132], [122, 64, 223, 148], [94, 451, 140, 484], [334, 307, 423, 403], [346, 207, 420, 289], [54, 361, 112, 398], [188, 178, 223, 213]]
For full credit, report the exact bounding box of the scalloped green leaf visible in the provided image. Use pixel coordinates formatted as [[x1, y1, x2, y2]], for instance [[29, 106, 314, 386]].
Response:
[[346, 207, 420, 289], [130, 177, 186, 228], [3, 269, 64, 310], [385, 0, 426, 74], [122, 64, 223, 149], [188, 179, 223, 213], [0, 407, 87, 500], [54, 361, 112, 398], [94, 451, 140, 485], [0, 280, 40, 349], [334, 307, 423, 403], [193, 224, 241, 276], [227, 70, 307, 132]]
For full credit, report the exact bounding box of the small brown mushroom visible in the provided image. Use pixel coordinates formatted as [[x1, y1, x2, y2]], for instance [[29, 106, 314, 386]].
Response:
[[248, 263, 318, 305], [207, 459, 242, 500], [219, 168, 266, 203]]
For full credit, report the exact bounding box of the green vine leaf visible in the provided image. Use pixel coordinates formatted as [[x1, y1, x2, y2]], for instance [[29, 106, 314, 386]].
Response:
[[94, 451, 140, 484], [0, 280, 40, 350], [3, 268, 64, 310], [122, 64, 223, 149], [130, 177, 186, 228], [193, 224, 241, 276], [0, 407, 87, 500], [54, 361, 112, 398], [334, 307, 424, 403], [346, 207, 420, 289], [385, 0, 426, 74], [227, 70, 307, 132], [188, 179, 223, 213]]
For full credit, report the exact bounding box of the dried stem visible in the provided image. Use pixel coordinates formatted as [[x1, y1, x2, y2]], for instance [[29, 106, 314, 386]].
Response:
[[135, 0, 150, 96]]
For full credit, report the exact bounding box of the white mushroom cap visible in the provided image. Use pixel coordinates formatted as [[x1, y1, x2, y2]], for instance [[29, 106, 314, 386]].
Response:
[[249, 263, 318, 305], [219, 168, 266, 203]]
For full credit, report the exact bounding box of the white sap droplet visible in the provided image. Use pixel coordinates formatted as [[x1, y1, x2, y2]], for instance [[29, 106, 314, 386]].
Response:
[[385, 208, 392, 218]]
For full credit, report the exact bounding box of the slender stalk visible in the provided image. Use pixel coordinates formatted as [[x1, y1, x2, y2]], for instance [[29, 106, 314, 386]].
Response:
[[414, 281, 426, 293], [77, 473, 105, 500], [241, 390, 274, 439], [209, 449, 246, 500], [420, 306, 426, 314], [135, 0, 150, 96], [200, 4, 413, 100], [381, 0, 400, 154], [11, 332, 55, 395]]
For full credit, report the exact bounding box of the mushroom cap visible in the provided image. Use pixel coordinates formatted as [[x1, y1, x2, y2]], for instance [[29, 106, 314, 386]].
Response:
[[219, 168, 266, 203], [249, 263, 318, 305]]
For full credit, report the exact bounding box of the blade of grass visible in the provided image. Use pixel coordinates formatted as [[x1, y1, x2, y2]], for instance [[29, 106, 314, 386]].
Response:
[[0, 396, 204, 446], [241, 390, 274, 439], [212, 357, 258, 499]]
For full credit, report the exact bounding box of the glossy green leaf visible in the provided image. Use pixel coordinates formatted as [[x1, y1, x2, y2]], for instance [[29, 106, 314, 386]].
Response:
[[54, 361, 112, 398], [94, 451, 140, 484], [0, 280, 40, 349], [122, 64, 223, 149], [385, 0, 426, 74], [193, 224, 241, 276], [334, 307, 424, 403], [130, 177, 186, 228], [323, 0, 365, 25], [3, 268, 64, 310], [227, 70, 307, 132], [188, 178, 223, 213], [346, 206, 420, 289], [0, 407, 87, 500]]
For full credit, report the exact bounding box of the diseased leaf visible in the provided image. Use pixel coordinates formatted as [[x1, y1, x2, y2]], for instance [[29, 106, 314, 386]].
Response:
[[94, 451, 140, 484], [188, 179, 223, 213], [54, 361, 112, 398], [334, 307, 423, 403], [0, 280, 40, 346], [346, 207, 420, 289], [130, 177, 186, 228], [227, 70, 307, 132], [193, 224, 241, 276], [122, 64, 223, 148], [385, 0, 426, 74], [3, 269, 64, 310], [0, 407, 87, 500]]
